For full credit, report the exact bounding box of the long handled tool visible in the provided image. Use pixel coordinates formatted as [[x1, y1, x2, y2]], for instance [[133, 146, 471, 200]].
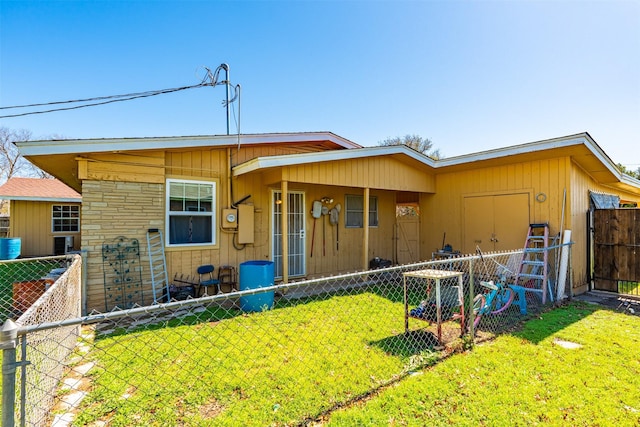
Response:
[[310, 218, 317, 257], [321, 206, 329, 256], [310, 201, 322, 257], [330, 204, 341, 252]]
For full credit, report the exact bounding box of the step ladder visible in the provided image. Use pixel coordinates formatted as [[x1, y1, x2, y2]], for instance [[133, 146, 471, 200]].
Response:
[[147, 228, 170, 304], [516, 223, 552, 304]]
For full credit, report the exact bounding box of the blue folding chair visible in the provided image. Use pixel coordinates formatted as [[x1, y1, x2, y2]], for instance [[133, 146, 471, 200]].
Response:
[[197, 264, 220, 296]]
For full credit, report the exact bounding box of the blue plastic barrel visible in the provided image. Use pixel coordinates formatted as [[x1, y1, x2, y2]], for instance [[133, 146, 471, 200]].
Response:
[[0, 238, 21, 260], [239, 260, 275, 312]]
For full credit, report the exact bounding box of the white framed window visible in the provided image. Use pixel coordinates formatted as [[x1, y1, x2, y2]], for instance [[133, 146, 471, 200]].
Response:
[[345, 194, 378, 228], [52, 205, 80, 232], [166, 179, 216, 246]]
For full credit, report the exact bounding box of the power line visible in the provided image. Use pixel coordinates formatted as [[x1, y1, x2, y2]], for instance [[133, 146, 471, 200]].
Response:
[[0, 83, 208, 110], [0, 83, 212, 119]]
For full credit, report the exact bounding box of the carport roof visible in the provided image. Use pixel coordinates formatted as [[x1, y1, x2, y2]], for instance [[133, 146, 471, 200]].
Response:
[[233, 144, 437, 176]]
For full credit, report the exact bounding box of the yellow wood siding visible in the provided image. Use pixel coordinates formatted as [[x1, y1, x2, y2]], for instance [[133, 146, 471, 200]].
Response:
[[78, 151, 165, 184], [281, 185, 397, 277], [282, 157, 435, 192], [9, 200, 80, 257], [423, 155, 640, 294], [76, 141, 640, 312], [425, 157, 571, 256]]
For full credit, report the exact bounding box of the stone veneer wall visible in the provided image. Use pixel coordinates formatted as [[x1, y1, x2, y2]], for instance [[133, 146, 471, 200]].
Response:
[[81, 180, 164, 313]]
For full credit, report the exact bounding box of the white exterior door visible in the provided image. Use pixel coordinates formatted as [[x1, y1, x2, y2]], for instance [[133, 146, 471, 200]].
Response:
[[272, 191, 306, 279]]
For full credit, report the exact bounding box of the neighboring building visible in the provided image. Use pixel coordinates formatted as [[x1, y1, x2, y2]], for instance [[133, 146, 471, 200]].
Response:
[[16, 132, 640, 313], [0, 177, 82, 256]]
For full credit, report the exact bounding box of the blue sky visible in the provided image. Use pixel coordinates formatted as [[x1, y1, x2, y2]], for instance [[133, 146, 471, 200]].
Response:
[[1, 0, 638, 166]]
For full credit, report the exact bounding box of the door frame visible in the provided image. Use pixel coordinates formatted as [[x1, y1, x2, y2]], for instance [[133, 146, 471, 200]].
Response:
[[271, 189, 306, 279], [462, 191, 532, 253]]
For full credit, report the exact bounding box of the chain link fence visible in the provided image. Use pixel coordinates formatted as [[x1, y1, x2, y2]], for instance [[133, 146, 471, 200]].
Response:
[[1, 246, 572, 426], [0, 254, 82, 427]]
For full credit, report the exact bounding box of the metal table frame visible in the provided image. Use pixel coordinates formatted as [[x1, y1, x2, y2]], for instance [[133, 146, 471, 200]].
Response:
[[403, 269, 465, 345]]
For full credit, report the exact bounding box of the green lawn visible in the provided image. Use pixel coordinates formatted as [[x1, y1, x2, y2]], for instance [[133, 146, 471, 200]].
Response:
[[329, 304, 640, 426], [42, 295, 640, 426], [75, 292, 422, 426]]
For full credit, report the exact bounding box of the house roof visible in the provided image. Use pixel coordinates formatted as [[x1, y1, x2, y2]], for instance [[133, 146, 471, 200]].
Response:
[[0, 178, 81, 202], [233, 132, 640, 195], [16, 132, 361, 191], [17, 131, 361, 155], [436, 132, 640, 193], [15, 131, 640, 197]]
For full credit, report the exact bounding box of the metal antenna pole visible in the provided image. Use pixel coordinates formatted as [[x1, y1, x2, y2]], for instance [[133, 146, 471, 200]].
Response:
[[220, 63, 230, 135], [237, 84, 241, 139]]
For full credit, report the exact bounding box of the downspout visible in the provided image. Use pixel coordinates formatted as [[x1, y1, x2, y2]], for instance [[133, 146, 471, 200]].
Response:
[[227, 148, 233, 208]]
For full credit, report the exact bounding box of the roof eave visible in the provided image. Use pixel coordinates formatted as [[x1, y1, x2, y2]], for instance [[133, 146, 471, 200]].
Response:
[[16, 132, 362, 156], [435, 133, 593, 167], [233, 145, 436, 177], [0, 196, 81, 202]]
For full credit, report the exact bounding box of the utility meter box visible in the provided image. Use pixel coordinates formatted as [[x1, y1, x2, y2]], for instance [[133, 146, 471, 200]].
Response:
[[238, 204, 254, 244], [222, 208, 238, 229]]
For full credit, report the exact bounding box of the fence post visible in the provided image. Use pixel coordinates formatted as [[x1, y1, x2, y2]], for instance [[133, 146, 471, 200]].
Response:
[[1, 319, 19, 427], [468, 257, 475, 345]]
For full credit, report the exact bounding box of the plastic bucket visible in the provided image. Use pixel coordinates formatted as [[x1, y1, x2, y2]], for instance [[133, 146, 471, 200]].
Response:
[[239, 260, 275, 312], [0, 238, 21, 260]]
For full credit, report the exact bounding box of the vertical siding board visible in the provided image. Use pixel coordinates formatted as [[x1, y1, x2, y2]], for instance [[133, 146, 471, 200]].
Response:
[[312, 162, 331, 186], [180, 151, 193, 176], [547, 158, 559, 235], [531, 161, 541, 223], [201, 150, 211, 179], [372, 158, 380, 188], [192, 151, 200, 177], [499, 165, 508, 191]]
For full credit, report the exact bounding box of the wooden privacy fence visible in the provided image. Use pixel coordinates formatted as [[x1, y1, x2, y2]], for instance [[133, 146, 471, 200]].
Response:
[[593, 209, 640, 291]]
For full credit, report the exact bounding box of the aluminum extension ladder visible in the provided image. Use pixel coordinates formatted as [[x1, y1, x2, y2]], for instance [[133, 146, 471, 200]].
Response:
[[515, 223, 552, 304], [146, 228, 170, 304]]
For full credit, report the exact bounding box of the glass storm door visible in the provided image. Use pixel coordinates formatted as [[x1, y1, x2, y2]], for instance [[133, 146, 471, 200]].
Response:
[[272, 191, 306, 279]]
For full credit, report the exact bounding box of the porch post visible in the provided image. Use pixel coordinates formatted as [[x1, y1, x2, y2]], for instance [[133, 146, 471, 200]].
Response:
[[281, 181, 289, 284], [363, 187, 370, 271]]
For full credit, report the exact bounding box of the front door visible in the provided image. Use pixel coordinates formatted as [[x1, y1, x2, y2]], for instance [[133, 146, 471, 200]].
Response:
[[272, 191, 306, 279]]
